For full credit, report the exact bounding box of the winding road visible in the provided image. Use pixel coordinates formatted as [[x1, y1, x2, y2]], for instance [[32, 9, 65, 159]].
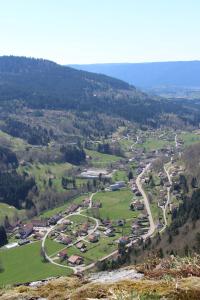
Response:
[[136, 164, 156, 238], [41, 192, 99, 273], [159, 163, 172, 233], [41, 153, 158, 273]]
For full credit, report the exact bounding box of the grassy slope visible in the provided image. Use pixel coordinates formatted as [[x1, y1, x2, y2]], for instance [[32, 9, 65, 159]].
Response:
[[0, 242, 72, 287], [136, 138, 170, 151], [40, 194, 87, 218], [18, 162, 72, 192]]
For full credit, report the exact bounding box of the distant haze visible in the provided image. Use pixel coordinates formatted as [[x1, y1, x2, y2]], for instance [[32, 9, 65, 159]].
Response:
[[70, 61, 200, 90]]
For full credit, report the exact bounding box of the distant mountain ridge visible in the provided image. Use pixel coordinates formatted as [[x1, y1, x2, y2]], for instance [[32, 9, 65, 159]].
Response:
[[70, 61, 200, 90]]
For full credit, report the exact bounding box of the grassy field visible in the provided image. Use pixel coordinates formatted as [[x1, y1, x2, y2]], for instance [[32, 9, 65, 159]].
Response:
[[136, 138, 170, 151], [18, 162, 72, 192], [0, 203, 26, 225], [87, 189, 138, 220], [45, 238, 66, 256], [112, 170, 128, 182], [0, 242, 72, 287], [179, 132, 200, 147], [86, 149, 122, 167]]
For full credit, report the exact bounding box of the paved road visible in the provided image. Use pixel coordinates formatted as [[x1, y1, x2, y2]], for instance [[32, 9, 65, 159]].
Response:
[[42, 208, 99, 273], [159, 164, 172, 233], [42, 161, 157, 273], [136, 164, 156, 239]]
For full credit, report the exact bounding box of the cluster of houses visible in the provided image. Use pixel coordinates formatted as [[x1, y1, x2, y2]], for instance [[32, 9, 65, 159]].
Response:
[[131, 214, 150, 237], [11, 219, 50, 246]]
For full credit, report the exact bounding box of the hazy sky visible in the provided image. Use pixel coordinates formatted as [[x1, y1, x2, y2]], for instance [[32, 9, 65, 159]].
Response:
[[0, 0, 200, 64]]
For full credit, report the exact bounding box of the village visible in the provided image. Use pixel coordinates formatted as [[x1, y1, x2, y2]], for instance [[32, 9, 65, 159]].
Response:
[[2, 129, 187, 272]]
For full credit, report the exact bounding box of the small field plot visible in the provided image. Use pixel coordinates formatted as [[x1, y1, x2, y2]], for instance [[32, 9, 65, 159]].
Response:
[[112, 170, 128, 182], [86, 149, 122, 168], [179, 132, 200, 147], [0, 242, 72, 287], [89, 189, 138, 220], [135, 138, 170, 151]]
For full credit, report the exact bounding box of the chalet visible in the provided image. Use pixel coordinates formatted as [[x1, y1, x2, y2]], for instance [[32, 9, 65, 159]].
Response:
[[82, 198, 90, 207], [68, 255, 83, 265], [138, 214, 149, 221], [32, 219, 48, 228], [118, 236, 129, 245], [102, 219, 111, 226], [76, 242, 86, 250], [63, 219, 72, 225], [60, 236, 72, 245], [68, 204, 80, 213], [92, 201, 102, 208], [34, 232, 44, 240], [135, 191, 142, 197], [58, 250, 68, 260], [18, 239, 30, 246], [19, 223, 33, 239], [116, 219, 125, 226], [88, 233, 99, 243], [130, 201, 144, 211], [132, 187, 138, 193], [78, 226, 88, 236], [49, 215, 62, 225], [104, 228, 115, 237]]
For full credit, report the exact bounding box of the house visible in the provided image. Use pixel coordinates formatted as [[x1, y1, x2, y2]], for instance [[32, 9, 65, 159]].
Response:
[[18, 239, 30, 246], [116, 219, 125, 226], [19, 223, 33, 239], [118, 236, 129, 245], [68, 255, 84, 265], [61, 236, 72, 245], [58, 250, 68, 260], [32, 219, 48, 228], [82, 198, 90, 207], [104, 228, 115, 237], [88, 233, 99, 243], [49, 215, 62, 225], [130, 201, 144, 211], [63, 219, 72, 225], [76, 242, 86, 251], [135, 191, 142, 197], [92, 201, 102, 208]]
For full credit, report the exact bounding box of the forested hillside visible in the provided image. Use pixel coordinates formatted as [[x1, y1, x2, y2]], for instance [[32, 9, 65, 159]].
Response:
[[0, 56, 199, 127]]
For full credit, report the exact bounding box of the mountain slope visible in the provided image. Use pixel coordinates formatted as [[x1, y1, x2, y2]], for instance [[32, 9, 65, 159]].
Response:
[[0, 56, 199, 126], [71, 61, 200, 89]]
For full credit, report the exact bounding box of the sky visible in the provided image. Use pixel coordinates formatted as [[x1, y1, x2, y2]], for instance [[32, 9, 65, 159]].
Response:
[[0, 0, 200, 64]]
